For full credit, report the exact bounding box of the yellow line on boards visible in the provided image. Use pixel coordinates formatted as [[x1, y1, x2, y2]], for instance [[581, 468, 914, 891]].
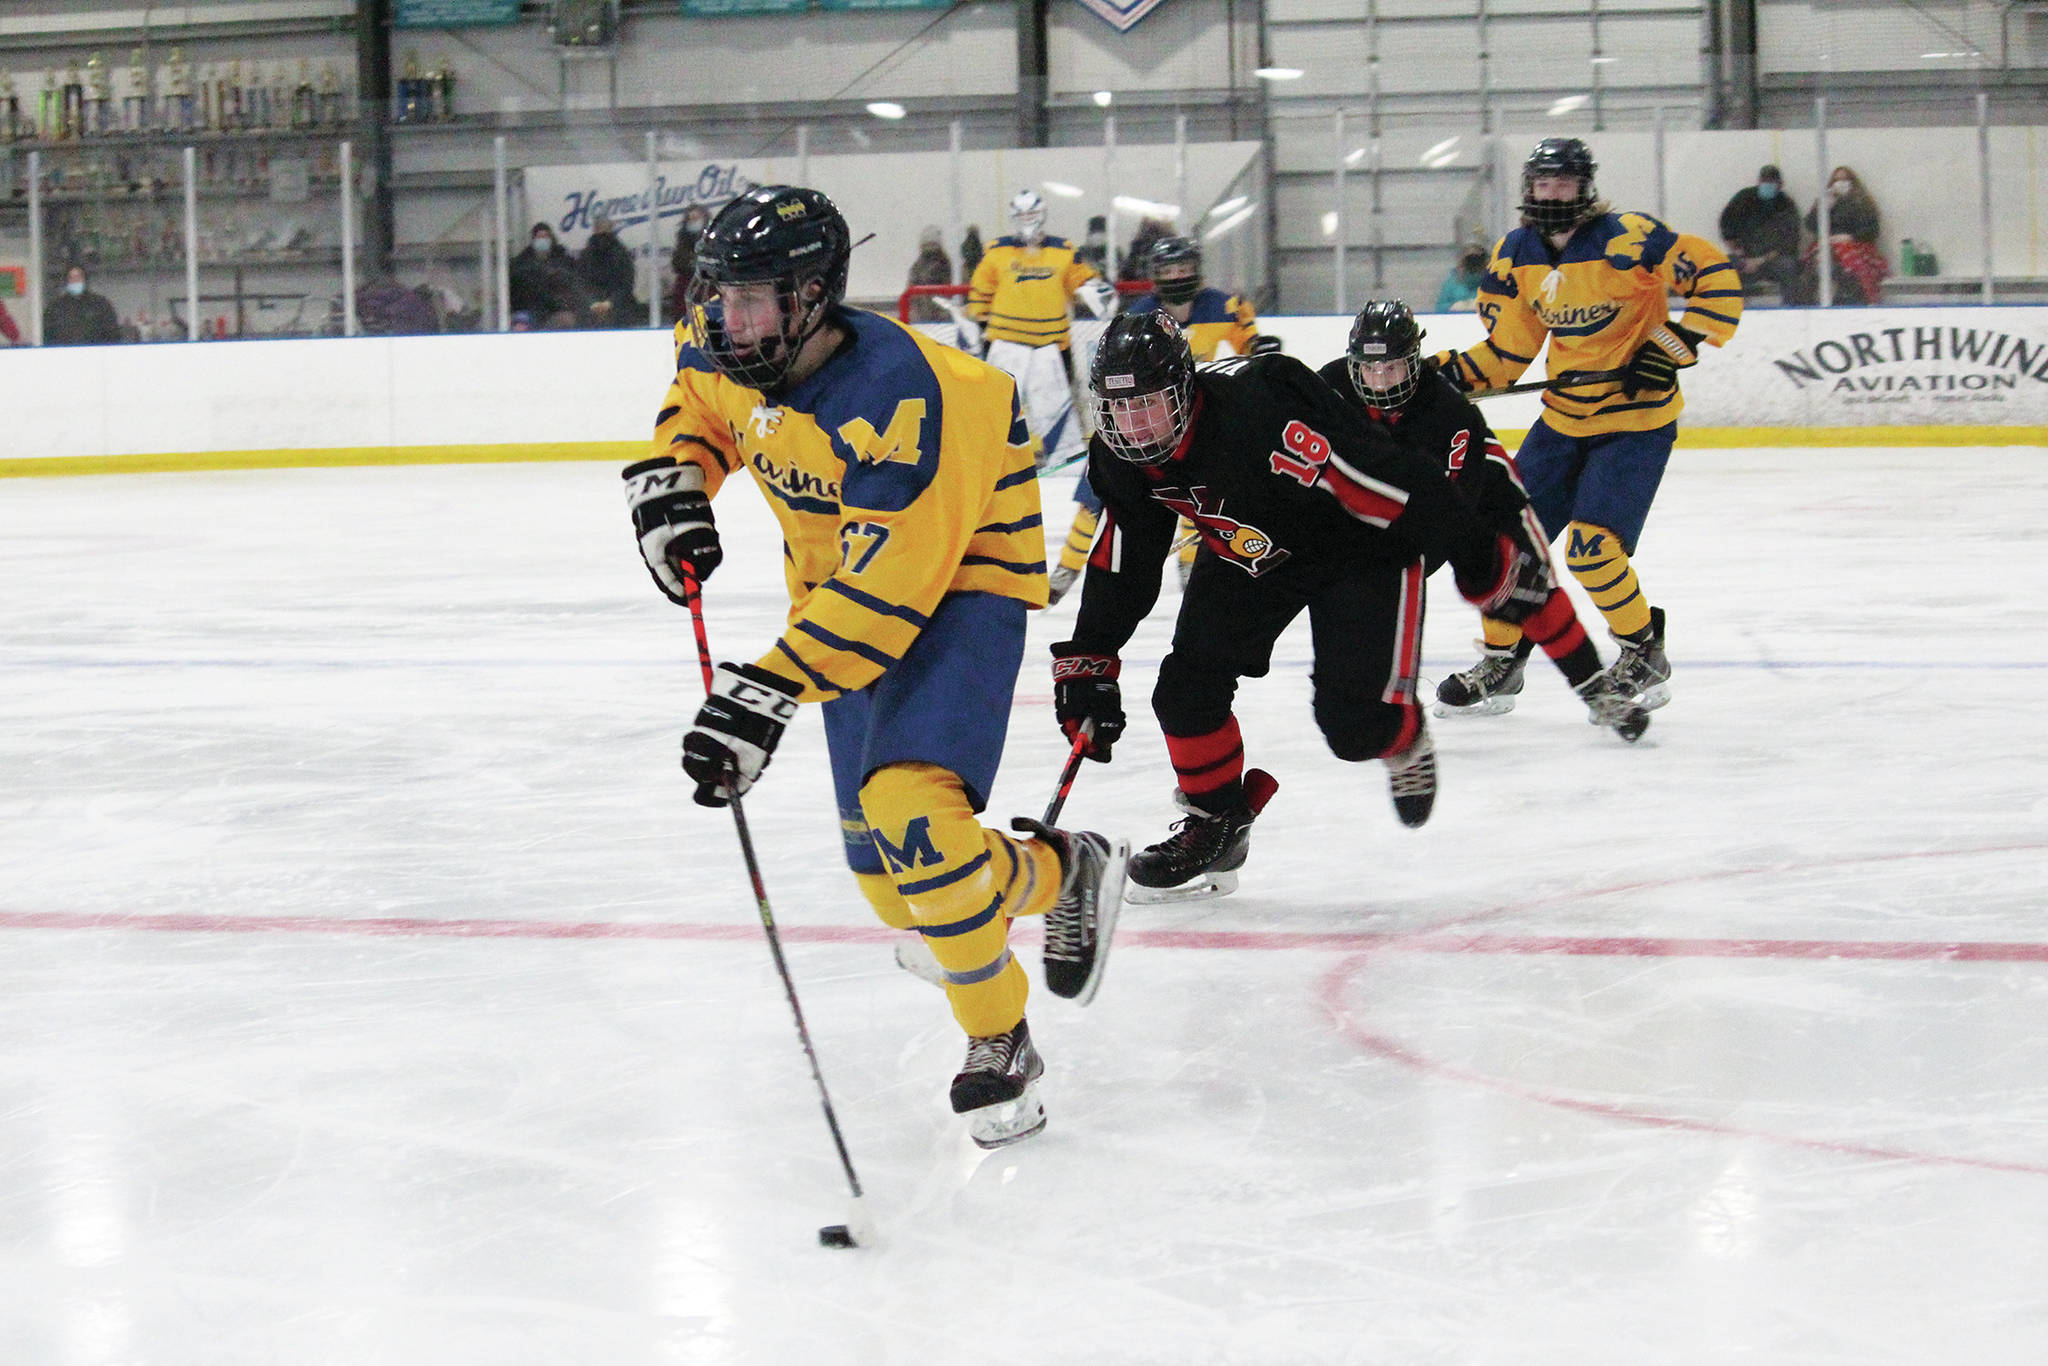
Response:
[[0, 442, 647, 479], [1494, 425, 2048, 449]]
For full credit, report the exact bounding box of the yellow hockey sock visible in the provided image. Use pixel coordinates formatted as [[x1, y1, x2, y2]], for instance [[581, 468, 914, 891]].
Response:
[[1056, 505, 1100, 576], [1564, 520, 1653, 639], [860, 762, 1060, 1038]]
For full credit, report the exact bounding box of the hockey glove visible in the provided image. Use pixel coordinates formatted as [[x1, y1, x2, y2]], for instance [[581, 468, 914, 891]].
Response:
[[1247, 335, 1284, 356], [1074, 276, 1120, 320], [1051, 644, 1125, 762], [1621, 321, 1704, 398], [683, 662, 802, 807], [624, 456, 722, 604], [1455, 533, 1554, 626]]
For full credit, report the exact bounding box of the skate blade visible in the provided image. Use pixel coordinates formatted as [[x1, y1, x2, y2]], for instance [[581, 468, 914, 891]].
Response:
[[1433, 695, 1517, 718], [1125, 869, 1238, 904], [968, 1082, 1047, 1149], [893, 937, 947, 988], [1634, 681, 1672, 711]]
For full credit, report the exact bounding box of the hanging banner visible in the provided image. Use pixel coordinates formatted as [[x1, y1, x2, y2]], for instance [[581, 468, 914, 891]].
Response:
[[1071, 0, 1171, 33], [680, 0, 808, 14], [394, 0, 521, 26]]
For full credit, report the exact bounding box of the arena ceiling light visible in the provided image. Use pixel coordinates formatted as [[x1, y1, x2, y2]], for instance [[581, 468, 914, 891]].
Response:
[[1253, 67, 1304, 81], [1041, 181, 1085, 198], [865, 101, 906, 119], [1319, 211, 1338, 239], [1202, 201, 1258, 241], [1343, 147, 1369, 168], [1207, 196, 1248, 219], [1093, 90, 1114, 107], [1547, 94, 1590, 116], [1420, 136, 1461, 169], [1113, 194, 1180, 219]]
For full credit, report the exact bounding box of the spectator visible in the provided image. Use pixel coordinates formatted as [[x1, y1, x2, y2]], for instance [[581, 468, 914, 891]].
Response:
[[959, 223, 984, 279], [1433, 243, 1488, 313], [44, 265, 123, 346], [1795, 166, 1886, 306], [0, 294, 19, 345], [509, 222, 588, 329], [355, 272, 440, 336], [1718, 164, 1801, 301], [1075, 214, 1109, 273], [905, 225, 953, 322], [1119, 217, 1174, 283], [578, 213, 640, 327], [666, 203, 711, 324]]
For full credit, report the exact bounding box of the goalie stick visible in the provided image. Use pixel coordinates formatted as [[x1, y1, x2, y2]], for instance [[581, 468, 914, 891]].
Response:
[[678, 564, 872, 1252]]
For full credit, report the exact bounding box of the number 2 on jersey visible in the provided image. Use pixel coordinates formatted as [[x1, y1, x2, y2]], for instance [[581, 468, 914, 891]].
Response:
[[1268, 419, 1333, 486]]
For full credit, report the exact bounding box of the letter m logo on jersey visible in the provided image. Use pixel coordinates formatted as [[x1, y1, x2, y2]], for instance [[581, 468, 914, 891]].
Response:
[[839, 398, 926, 467], [872, 816, 943, 872], [1568, 525, 1608, 559]]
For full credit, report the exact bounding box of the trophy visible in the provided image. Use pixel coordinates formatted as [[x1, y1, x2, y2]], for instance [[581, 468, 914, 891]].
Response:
[[61, 58, 85, 140], [124, 48, 151, 132], [316, 59, 344, 127], [1, 70, 22, 142], [434, 55, 456, 122], [86, 53, 112, 136], [166, 47, 195, 132], [292, 58, 316, 130]]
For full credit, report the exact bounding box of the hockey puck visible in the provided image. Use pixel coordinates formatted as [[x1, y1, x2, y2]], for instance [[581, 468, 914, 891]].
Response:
[[817, 1224, 857, 1248]]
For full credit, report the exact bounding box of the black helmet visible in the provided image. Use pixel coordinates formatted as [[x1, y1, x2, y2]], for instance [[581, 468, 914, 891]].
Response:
[[1519, 137, 1598, 236], [1089, 312, 1197, 466], [687, 185, 851, 392], [1147, 235, 1203, 305], [1345, 300, 1426, 411]]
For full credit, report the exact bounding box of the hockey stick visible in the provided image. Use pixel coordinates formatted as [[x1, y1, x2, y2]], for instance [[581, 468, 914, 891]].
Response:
[[1042, 723, 1094, 826], [677, 564, 870, 1250], [1469, 367, 1626, 399]]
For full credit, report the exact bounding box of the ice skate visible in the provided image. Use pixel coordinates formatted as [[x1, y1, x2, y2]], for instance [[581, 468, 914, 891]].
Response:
[[1385, 726, 1437, 828], [950, 1018, 1047, 1149], [1046, 563, 1079, 606], [1127, 769, 1279, 905], [1575, 671, 1651, 743], [1607, 606, 1672, 711], [1011, 819, 1127, 1005], [1434, 643, 1526, 717]]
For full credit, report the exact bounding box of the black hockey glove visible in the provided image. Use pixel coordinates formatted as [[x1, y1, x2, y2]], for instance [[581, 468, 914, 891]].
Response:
[[1051, 643, 1125, 763], [1247, 335, 1284, 356], [1621, 321, 1704, 398], [624, 455, 722, 604], [683, 662, 802, 807], [1456, 532, 1554, 626]]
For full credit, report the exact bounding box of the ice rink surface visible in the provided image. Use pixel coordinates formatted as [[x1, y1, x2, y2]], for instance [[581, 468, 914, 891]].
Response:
[[4, 446, 2047, 1364]]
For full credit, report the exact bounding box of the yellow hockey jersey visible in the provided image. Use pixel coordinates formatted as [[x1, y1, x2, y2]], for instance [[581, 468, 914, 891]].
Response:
[[1127, 287, 1260, 361], [1437, 210, 1743, 436], [652, 307, 1048, 701], [966, 235, 1100, 349]]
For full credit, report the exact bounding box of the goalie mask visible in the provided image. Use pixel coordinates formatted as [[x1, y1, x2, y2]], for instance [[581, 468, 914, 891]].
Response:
[[1009, 188, 1047, 245], [688, 185, 851, 393], [1090, 312, 1196, 467], [1519, 136, 1598, 236], [1147, 235, 1203, 306], [1345, 300, 1426, 412]]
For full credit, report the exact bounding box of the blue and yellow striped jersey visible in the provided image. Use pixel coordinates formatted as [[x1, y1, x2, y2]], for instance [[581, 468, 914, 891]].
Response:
[[1437, 210, 1743, 436], [966, 235, 1100, 349], [1128, 287, 1261, 362], [652, 307, 1048, 701]]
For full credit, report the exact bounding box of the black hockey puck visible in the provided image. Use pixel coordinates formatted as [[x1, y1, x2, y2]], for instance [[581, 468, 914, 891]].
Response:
[[817, 1224, 857, 1248]]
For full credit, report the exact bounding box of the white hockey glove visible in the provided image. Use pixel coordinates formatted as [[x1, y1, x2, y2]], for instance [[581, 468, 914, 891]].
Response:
[[624, 456, 721, 603], [1456, 532, 1554, 626], [1074, 276, 1119, 320], [683, 661, 802, 807]]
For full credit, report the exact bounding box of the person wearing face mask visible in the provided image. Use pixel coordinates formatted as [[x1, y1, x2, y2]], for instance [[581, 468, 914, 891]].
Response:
[[1798, 165, 1886, 306], [1718, 165, 1802, 302], [43, 265, 122, 346], [577, 213, 640, 327], [509, 222, 588, 329]]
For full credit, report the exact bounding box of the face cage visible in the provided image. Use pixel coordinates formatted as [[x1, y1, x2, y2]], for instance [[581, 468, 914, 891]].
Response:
[[1347, 348, 1421, 411], [1094, 377, 1194, 466], [1013, 207, 1046, 242], [686, 271, 827, 392], [1152, 270, 1202, 305], [1519, 176, 1594, 234]]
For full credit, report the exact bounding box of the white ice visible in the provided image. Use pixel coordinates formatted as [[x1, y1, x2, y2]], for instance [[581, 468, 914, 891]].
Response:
[[3, 446, 2047, 1365]]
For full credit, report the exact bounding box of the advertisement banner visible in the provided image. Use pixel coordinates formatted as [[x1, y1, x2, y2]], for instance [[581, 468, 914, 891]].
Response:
[[1072, 0, 1172, 32], [395, 0, 521, 26], [522, 160, 761, 251]]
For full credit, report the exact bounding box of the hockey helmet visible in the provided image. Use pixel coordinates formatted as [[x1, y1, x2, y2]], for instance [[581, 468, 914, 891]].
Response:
[[1345, 300, 1427, 411], [1519, 136, 1598, 236], [688, 185, 851, 392], [1089, 312, 1197, 466], [1009, 188, 1047, 244], [1147, 235, 1203, 305]]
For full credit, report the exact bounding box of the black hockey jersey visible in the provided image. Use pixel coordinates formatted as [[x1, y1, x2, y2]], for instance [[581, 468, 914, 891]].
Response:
[[1314, 360, 1529, 537], [1071, 353, 1498, 656]]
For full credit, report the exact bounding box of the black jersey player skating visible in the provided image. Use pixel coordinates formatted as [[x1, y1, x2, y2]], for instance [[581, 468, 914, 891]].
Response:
[[1317, 301, 1648, 742], [1052, 312, 1552, 901]]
